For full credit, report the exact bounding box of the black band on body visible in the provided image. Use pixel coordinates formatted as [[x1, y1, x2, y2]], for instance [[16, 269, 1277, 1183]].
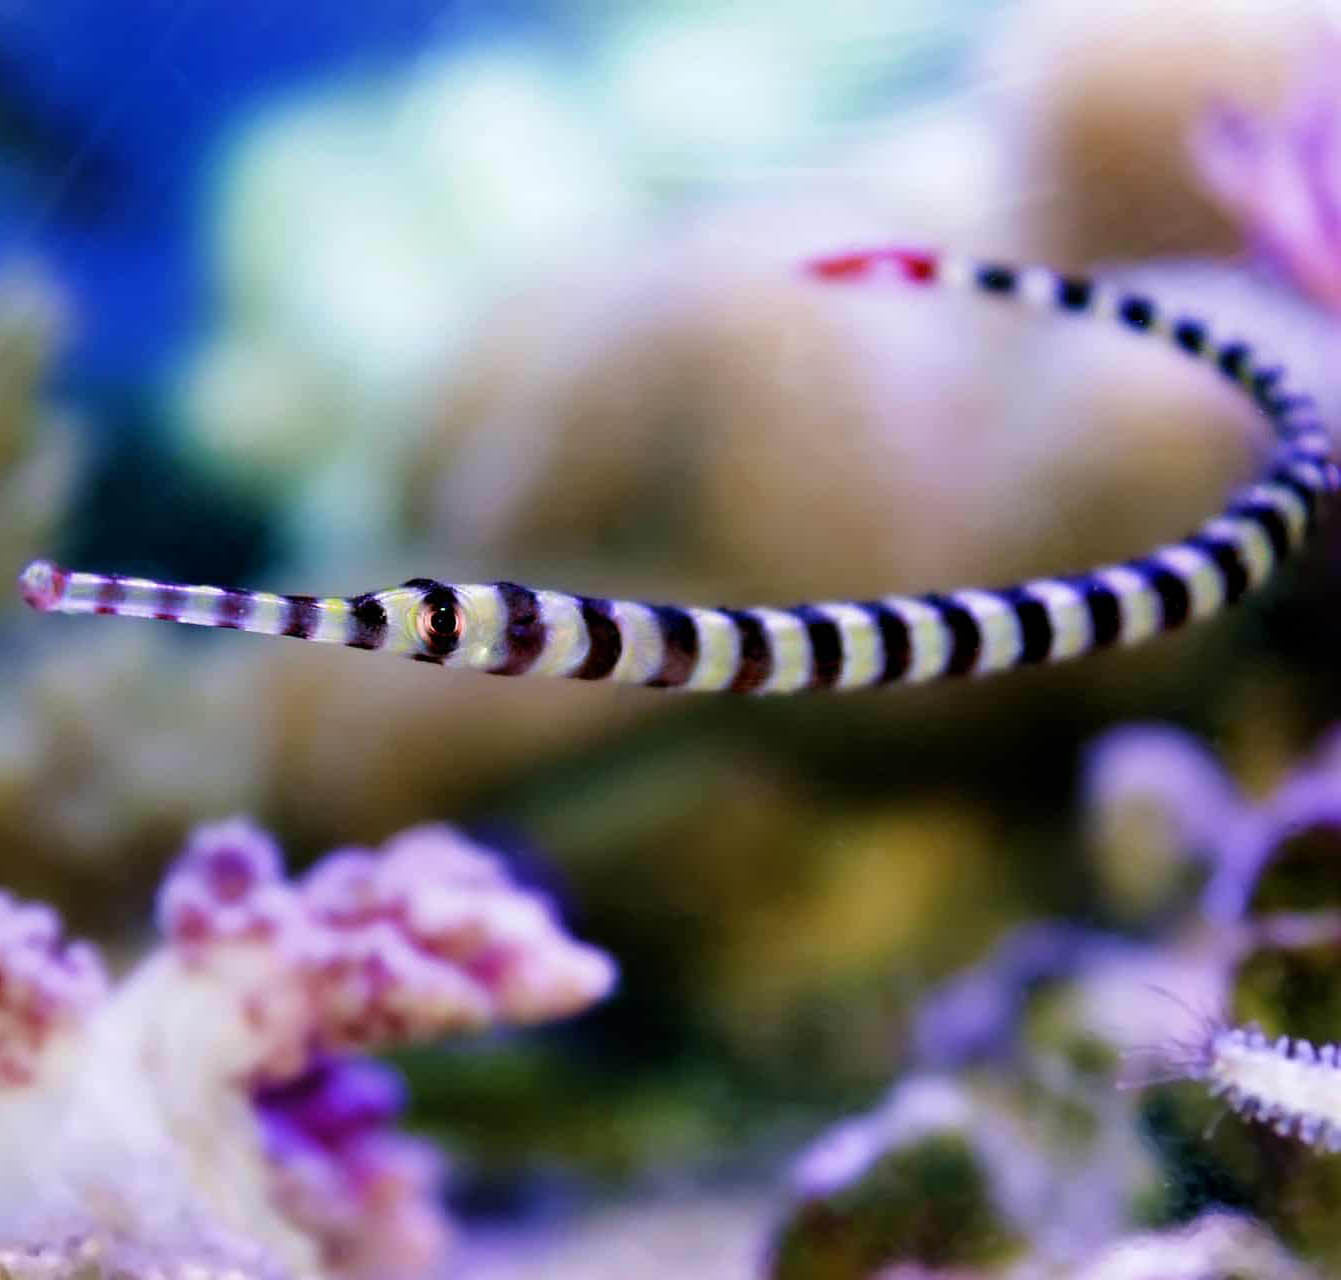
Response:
[[1229, 501, 1292, 562], [726, 610, 773, 693], [282, 595, 320, 640], [793, 604, 844, 688], [574, 598, 622, 680], [1130, 560, 1191, 629], [1002, 587, 1053, 665], [646, 605, 699, 688], [348, 593, 389, 650], [1079, 579, 1122, 648], [1187, 535, 1250, 605], [861, 602, 911, 683], [155, 584, 188, 622], [215, 589, 253, 631], [490, 583, 546, 676], [924, 594, 982, 676]]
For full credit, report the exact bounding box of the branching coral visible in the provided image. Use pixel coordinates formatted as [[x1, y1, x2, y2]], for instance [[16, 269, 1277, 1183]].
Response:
[[1085, 723, 1341, 924], [0, 819, 615, 1280], [773, 719, 1341, 1278], [1083, 724, 1341, 1168]]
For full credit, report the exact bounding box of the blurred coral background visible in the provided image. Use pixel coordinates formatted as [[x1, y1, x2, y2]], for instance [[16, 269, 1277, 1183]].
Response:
[[5, 0, 1341, 1275]]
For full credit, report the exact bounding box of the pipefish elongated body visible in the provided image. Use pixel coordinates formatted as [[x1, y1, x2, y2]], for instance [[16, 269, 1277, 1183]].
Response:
[[19, 247, 1340, 694]]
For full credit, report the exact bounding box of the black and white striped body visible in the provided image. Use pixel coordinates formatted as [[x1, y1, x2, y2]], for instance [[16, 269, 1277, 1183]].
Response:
[[19, 247, 1339, 694]]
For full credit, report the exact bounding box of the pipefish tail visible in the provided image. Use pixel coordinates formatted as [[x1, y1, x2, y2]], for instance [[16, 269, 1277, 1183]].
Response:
[[19, 247, 1340, 694]]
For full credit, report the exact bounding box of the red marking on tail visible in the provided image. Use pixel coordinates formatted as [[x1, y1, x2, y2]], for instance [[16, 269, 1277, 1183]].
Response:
[[805, 247, 938, 284], [808, 251, 874, 279], [895, 249, 938, 283]]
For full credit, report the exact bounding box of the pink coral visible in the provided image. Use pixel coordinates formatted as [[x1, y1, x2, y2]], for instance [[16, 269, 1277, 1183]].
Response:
[[0, 890, 106, 1086], [0, 818, 617, 1280], [1193, 40, 1341, 311], [157, 820, 616, 1063], [158, 817, 292, 949]]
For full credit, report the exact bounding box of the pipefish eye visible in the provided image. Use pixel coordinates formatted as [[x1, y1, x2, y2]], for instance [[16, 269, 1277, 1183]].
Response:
[[414, 595, 461, 656]]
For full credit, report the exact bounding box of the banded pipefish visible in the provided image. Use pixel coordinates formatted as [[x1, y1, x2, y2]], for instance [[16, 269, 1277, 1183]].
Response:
[[19, 247, 1340, 694]]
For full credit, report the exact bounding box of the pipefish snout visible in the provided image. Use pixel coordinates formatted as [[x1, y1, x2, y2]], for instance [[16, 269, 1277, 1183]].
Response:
[[19, 247, 1339, 694]]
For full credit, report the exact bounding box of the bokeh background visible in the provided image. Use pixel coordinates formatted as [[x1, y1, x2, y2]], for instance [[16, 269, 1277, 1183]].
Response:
[[7, 0, 1341, 1275]]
